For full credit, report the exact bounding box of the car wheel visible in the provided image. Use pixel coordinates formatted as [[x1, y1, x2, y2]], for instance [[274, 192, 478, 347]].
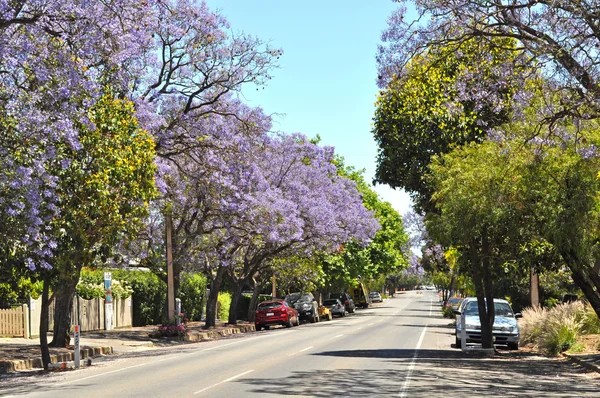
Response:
[[255, 324, 262, 331], [285, 320, 292, 328], [350, 307, 355, 313], [508, 342, 519, 350], [264, 325, 270, 330], [455, 337, 462, 349]]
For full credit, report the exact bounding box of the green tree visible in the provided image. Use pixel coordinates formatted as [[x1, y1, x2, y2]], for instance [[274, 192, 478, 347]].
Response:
[[44, 93, 157, 349], [427, 141, 523, 348], [373, 38, 518, 213], [321, 162, 409, 292]]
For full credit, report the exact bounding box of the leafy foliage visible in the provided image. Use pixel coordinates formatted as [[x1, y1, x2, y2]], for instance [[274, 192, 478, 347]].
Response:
[[218, 292, 232, 321], [373, 38, 518, 212], [179, 272, 207, 322]]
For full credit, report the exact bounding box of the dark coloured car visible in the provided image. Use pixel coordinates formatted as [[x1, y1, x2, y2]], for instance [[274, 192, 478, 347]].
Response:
[[255, 299, 299, 331], [285, 292, 320, 323], [335, 292, 356, 313], [323, 298, 346, 317]]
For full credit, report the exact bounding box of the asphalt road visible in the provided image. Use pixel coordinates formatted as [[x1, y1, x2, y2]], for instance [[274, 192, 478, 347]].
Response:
[[2, 291, 600, 397]]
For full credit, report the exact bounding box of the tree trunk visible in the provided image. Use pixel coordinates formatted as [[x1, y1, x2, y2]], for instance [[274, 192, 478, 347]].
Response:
[[569, 263, 600, 319], [248, 279, 261, 322], [561, 250, 600, 319], [204, 267, 226, 329], [40, 276, 51, 370], [530, 267, 540, 307], [49, 275, 78, 347], [470, 242, 494, 350], [228, 277, 247, 325]]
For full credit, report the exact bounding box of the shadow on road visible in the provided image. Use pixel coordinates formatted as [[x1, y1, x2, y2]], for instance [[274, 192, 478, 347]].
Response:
[[238, 348, 600, 397]]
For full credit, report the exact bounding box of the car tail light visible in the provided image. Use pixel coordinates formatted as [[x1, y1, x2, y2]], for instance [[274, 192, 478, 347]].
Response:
[[338, 304, 342, 309], [345, 300, 349, 305]]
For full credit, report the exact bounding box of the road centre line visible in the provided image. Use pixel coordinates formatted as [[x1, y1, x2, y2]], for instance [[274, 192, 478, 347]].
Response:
[[331, 334, 344, 339], [193, 369, 254, 395], [289, 345, 314, 356], [399, 298, 433, 397]]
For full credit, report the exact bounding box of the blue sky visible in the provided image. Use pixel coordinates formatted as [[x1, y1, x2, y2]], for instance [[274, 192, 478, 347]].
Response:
[[205, 0, 413, 215]]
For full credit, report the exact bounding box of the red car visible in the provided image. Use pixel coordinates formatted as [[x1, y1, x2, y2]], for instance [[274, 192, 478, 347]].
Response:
[[255, 299, 300, 331]]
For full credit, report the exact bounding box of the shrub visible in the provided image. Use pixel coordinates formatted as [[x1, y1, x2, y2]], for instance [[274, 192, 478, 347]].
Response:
[[580, 302, 600, 335], [77, 268, 133, 300], [442, 305, 455, 319], [539, 302, 584, 355], [149, 313, 188, 338], [519, 306, 548, 347], [180, 272, 207, 322], [111, 269, 166, 326], [218, 291, 232, 321], [542, 316, 581, 355]]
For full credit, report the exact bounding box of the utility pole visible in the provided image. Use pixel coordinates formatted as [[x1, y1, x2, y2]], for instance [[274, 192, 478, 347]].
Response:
[[166, 212, 175, 321]]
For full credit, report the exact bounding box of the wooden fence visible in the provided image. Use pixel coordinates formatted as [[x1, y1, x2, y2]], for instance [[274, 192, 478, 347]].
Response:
[[0, 305, 29, 338]]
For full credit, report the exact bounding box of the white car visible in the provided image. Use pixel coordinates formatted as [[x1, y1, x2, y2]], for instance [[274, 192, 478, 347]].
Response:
[[455, 298, 522, 350], [369, 292, 383, 303]]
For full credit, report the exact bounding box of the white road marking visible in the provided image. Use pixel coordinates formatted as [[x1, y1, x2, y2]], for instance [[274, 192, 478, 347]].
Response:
[[399, 298, 432, 397], [332, 334, 344, 339], [355, 326, 363, 331], [193, 369, 254, 395], [289, 345, 314, 356], [55, 331, 281, 386], [56, 357, 173, 386]]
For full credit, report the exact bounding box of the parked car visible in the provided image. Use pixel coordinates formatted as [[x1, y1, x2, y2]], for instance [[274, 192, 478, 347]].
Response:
[[285, 292, 320, 323], [323, 298, 346, 317], [255, 299, 299, 331], [445, 297, 464, 311], [369, 292, 383, 303], [334, 292, 356, 313], [454, 297, 522, 350]]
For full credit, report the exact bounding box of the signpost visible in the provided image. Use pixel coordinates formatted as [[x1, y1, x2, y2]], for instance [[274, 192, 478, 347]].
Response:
[[74, 325, 80, 368], [104, 272, 113, 330]]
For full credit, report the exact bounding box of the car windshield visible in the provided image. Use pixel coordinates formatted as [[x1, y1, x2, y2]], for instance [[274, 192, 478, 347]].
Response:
[[324, 299, 338, 306], [370, 293, 379, 296], [296, 295, 312, 302], [286, 293, 311, 304], [464, 301, 514, 317], [258, 302, 282, 310]]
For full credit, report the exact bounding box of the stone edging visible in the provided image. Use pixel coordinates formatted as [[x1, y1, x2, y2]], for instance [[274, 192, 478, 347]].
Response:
[[0, 346, 113, 373], [184, 324, 255, 342]]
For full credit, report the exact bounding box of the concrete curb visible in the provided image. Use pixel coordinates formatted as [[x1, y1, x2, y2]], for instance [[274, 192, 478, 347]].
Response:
[[184, 324, 255, 342], [562, 353, 600, 374], [0, 346, 113, 373]]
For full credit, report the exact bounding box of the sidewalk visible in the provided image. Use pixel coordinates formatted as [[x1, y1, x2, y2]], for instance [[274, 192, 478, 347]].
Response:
[[563, 352, 600, 374], [0, 321, 256, 373]]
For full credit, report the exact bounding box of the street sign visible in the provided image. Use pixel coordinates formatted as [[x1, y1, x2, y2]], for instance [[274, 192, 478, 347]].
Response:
[[104, 272, 113, 330]]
